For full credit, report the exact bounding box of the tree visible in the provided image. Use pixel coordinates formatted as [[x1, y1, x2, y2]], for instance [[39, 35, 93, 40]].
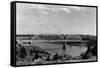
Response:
[[30, 50, 33, 56], [46, 56, 50, 61], [19, 46, 26, 59], [53, 53, 59, 61], [90, 40, 97, 56], [34, 53, 39, 59], [81, 41, 91, 59], [32, 57, 35, 62]]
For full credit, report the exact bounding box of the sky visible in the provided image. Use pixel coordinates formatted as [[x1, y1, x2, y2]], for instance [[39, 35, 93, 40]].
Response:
[[16, 3, 96, 35]]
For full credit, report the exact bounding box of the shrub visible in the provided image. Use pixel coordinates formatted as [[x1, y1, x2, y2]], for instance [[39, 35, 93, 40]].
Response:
[[19, 46, 26, 59]]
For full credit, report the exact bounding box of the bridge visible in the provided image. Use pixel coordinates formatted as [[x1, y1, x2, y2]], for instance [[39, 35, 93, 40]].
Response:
[[32, 40, 87, 43], [31, 35, 88, 46]]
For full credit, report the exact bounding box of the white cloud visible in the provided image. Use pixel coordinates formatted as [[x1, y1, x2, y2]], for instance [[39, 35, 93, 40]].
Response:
[[17, 3, 85, 15], [33, 5, 85, 15], [68, 6, 85, 11], [41, 11, 50, 15], [61, 8, 71, 13], [23, 4, 71, 14], [34, 5, 72, 15]]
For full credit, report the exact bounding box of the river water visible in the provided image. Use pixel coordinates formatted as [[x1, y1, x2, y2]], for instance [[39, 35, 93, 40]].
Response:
[[32, 42, 87, 57]]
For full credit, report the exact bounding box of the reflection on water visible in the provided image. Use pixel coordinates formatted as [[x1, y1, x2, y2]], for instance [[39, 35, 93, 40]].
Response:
[[32, 42, 87, 57]]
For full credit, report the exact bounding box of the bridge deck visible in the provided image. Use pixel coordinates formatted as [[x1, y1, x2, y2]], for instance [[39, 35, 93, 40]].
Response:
[[32, 40, 88, 43]]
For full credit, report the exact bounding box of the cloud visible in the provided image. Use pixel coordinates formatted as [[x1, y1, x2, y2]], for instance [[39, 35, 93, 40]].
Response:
[[61, 8, 71, 13], [32, 5, 72, 15], [17, 3, 85, 15], [36, 5, 71, 13], [68, 6, 85, 11], [41, 11, 50, 15], [32, 5, 85, 15]]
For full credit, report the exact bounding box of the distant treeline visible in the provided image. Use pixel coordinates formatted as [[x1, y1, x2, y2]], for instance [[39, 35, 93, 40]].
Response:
[[16, 34, 97, 40]]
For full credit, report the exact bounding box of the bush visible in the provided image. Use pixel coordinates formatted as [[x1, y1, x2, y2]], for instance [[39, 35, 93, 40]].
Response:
[[34, 53, 40, 59], [46, 56, 50, 61], [53, 53, 59, 61], [19, 46, 26, 59]]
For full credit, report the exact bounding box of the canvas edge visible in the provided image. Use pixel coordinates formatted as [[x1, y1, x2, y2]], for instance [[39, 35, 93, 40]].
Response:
[[10, 1, 16, 67], [10, 1, 98, 67]]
